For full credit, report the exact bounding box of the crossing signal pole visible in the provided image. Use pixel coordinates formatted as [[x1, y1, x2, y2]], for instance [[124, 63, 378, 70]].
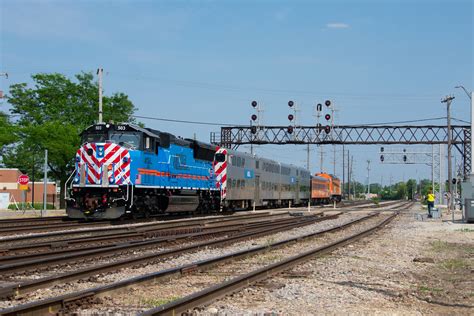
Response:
[[442, 95, 455, 212]]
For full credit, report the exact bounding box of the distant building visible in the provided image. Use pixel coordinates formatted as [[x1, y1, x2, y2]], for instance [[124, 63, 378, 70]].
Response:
[[363, 193, 379, 200], [0, 168, 57, 209]]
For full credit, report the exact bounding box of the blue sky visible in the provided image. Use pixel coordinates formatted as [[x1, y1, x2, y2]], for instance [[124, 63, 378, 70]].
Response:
[[1, 0, 472, 186]]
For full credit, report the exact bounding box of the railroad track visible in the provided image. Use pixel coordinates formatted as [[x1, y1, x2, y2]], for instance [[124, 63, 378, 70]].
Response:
[[0, 213, 338, 300], [0, 208, 402, 315], [142, 212, 399, 316], [0, 199, 402, 237]]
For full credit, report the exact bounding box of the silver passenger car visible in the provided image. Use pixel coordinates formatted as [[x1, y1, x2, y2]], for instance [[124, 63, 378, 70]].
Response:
[[218, 149, 311, 209]]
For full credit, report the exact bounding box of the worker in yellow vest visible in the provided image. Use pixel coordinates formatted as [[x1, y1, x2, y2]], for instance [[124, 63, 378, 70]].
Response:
[[426, 191, 435, 218]]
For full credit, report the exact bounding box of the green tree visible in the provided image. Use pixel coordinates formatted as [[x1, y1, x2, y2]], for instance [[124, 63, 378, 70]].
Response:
[[0, 112, 17, 161], [4, 72, 137, 207], [406, 179, 417, 200]]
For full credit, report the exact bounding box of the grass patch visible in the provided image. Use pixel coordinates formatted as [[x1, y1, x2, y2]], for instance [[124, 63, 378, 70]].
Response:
[[456, 228, 474, 233], [419, 285, 443, 293], [140, 296, 180, 308], [439, 258, 469, 271], [430, 240, 451, 252]]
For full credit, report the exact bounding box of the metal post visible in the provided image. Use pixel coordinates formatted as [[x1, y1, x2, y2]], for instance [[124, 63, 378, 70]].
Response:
[[471, 91, 474, 176], [442, 95, 455, 212], [97, 67, 103, 124], [306, 144, 310, 170], [42, 149, 48, 217], [432, 144, 435, 198], [366, 160, 371, 198], [342, 146, 345, 199], [32, 154, 35, 208], [347, 152, 351, 200]]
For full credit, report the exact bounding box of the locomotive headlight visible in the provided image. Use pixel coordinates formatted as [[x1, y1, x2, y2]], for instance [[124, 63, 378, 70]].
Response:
[[109, 177, 115, 183], [74, 177, 80, 183], [123, 157, 129, 163]]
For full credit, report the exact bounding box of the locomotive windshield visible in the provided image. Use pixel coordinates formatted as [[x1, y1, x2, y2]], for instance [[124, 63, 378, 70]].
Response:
[[82, 133, 107, 144], [110, 132, 141, 149]]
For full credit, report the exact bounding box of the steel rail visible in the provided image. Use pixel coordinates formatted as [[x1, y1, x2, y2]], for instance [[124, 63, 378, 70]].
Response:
[[0, 212, 307, 256], [0, 213, 338, 299], [0, 213, 326, 273], [141, 212, 398, 316], [0, 217, 65, 224], [0, 221, 112, 235], [0, 212, 275, 247], [0, 212, 381, 315], [0, 214, 324, 265]]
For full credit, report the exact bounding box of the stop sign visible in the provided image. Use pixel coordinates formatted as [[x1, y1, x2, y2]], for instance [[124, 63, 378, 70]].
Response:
[[18, 174, 29, 185]]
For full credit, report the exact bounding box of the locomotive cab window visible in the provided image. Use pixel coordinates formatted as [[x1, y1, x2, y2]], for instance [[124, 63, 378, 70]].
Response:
[[82, 133, 106, 144], [110, 132, 141, 149], [215, 153, 226, 162]]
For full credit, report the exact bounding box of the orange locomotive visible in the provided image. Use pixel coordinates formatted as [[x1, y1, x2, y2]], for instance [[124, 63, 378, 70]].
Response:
[[311, 173, 342, 204]]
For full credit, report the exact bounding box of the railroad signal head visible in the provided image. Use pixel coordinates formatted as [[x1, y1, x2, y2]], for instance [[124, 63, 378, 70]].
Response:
[[380, 155, 384, 162], [324, 125, 331, 134], [324, 114, 331, 121], [251, 101, 258, 108], [403, 155, 407, 162], [316, 103, 322, 112], [288, 114, 294, 121], [452, 178, 457, 184], [251, 114, 257, 121], [381, 147, 384, 152], [251, 126, 257, 134], [287, 126, 294, 134], [325, 100, 331, 107], [288, 100, 294, 107]]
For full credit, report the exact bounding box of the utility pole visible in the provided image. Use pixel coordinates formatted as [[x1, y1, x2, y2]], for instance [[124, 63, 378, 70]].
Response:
[[442, 95, 455, 211], [42, 149, 48, 217], [366, 160, 371, 198], [350, 155, 354, 198], [319, 145, 324, 172], [342, 146, 345, 198], [306, 144, 310, 170], [333, 145, 336, 175], [97, 67, 104, 124]]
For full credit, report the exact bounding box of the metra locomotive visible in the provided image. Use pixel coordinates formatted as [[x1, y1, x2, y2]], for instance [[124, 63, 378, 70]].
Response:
[[65, 123, 313, 219], [66, 123, 220, 219]]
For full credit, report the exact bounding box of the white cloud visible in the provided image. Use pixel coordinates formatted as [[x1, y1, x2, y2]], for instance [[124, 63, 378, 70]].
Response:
[[326, 23, 350, 29]]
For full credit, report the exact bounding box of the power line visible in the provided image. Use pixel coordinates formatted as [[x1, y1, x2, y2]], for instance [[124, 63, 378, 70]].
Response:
[[131, 115, 246, 127]]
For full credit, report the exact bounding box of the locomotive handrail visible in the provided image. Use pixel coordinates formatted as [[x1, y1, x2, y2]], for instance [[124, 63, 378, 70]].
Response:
[[64, 168, 77, 202]]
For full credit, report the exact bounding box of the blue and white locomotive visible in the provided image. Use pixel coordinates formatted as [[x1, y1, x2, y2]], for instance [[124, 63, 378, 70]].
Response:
[[66, 123, 220, 219]]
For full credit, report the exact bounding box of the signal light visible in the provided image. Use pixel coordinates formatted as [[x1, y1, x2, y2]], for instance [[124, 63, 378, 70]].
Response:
[[452, 178, 457, 184], [251, 101, 258, 108], [324, 114, 331, 121], [251, 126, 257, 134], [288, 100, 294, 107], [316, 103, 322, 112], [324, 125, 331, 134], [325, 100, 331, 107], [381, 147, 384, 152], [288, 114, 294, 121], [403, 155, 407, 162], [287, 126, 294, 134], [251, 114, 257, 121], [380, 155, 384, 162]]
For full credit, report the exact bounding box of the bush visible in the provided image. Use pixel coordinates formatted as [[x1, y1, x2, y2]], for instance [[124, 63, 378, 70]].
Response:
[[8, 203, 55, 210], [371, 197, 380, 205]]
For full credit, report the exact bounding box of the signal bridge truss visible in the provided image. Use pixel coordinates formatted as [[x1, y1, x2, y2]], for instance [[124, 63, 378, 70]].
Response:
[[210, 124, 472, 177], [379, 147, 445, 204]]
